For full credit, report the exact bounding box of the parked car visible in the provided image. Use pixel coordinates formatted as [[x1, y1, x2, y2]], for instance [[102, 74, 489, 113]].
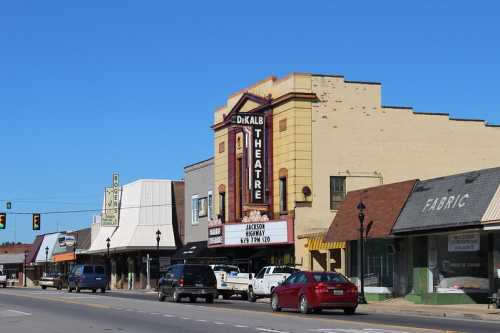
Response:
[[39, 272, 67, 290], [158, 264, 217, 303], [67, 265, 107, 293], [210, 264, 251, 299], [0, 271, 7, 288], [270, 271, 358, 314], [248, 266, 298, 302]]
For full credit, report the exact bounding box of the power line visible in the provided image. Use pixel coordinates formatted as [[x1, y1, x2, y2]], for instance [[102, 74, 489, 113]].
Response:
[[5, 203, 174, 215]]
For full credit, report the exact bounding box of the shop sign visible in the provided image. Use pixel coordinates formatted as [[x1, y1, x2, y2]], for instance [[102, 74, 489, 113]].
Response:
[[422, 193, 470, 213], [231, 113, 266, 204], [225, 221, 287, 246], [448, 233, 480, 252], [208, 226, 223, 245], [102, 172, 120, 226]]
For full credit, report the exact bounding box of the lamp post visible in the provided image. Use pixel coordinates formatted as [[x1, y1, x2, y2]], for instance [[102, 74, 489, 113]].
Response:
[[24, 250, 28, 287], [106, 237, 111, 290], [156, 229, 161, 291], [44, 246, 49, 276], [357, 201, 367, 304]]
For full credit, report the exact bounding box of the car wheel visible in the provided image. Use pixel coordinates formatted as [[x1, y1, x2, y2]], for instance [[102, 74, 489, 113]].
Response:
[[92, 289, 96, 293], [344, 307, 356, 315], [205, 295, 214, 304], [313, 308, 323, 314], [67, 285, 73, 293], [76, 284, 81, 293], [271, 293, 281, 312], [222, 293, 230, 300], [41, 286, 47, 290], [172, 288, 181, 303], [158, 291, 166, 302], [189, 296, 197, 303], [101, 288, 106, 293], [299, 295, 311, 314], [248, 287, 256, 302]]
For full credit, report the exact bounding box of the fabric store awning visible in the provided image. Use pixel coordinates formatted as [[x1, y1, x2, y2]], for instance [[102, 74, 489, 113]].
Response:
[[307, 235, 345, 251]]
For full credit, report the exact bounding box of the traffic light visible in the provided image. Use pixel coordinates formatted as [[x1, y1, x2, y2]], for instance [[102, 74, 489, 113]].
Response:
[[32, 213, 41, 230], [0, 213, 6, 229]]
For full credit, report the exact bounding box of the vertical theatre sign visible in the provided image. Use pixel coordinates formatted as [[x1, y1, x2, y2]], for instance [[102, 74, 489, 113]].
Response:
[[102, 172, 120, 226], [232, 113, 266, 203]]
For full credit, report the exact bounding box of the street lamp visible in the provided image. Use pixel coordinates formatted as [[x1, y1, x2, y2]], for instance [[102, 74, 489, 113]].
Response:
[[156, 229, 161, 291], [45, 246, 49, 276], [357, 201, 367, 304], [24, 250, 28, 287], [106, 237, 111, 290]]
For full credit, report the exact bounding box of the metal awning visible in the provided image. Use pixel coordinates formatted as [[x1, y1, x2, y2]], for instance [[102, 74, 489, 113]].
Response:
[[307, 235, 345, 251]]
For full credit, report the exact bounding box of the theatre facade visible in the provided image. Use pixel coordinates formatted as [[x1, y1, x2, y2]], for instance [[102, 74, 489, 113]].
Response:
[[209, 73, 500, 272]]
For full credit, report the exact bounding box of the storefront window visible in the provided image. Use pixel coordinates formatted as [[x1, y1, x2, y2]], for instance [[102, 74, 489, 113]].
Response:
[[350, 239, 394, 288], [208, 191, 213, 220], [429, 232, 489, 293], [191, 195, 199, 225]]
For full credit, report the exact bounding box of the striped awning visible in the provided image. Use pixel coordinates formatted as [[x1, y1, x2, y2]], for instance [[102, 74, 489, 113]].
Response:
[[307, 236, 345, 251]]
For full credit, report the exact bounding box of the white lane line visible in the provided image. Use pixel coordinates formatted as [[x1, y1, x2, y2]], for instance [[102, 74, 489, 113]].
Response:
[[181, 317, 191, 320], [126, 309, 135, 312], [163, 314, 175, 317], [214, 321, 225, 325], [234, 324, 248, 328], [7, 310, 31, 316], [196, 319, 207, 322], [151, 312, 161, 315], [138, 311, 146, 313], [256, 328, 290, 333]]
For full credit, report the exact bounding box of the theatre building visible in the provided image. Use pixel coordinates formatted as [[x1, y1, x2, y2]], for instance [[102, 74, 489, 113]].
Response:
[[210, 73, 500, 273]]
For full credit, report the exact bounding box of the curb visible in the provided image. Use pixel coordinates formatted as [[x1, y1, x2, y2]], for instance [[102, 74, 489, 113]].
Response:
[[359, 305, 500, 322]]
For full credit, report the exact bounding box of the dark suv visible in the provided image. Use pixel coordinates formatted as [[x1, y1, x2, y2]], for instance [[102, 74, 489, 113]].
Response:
[[158, 264, 217, 303], [67, 264, 108, 293]]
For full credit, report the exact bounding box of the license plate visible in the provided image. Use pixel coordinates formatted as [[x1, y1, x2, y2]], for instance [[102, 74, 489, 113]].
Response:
[[96, 278, 102, 280], [332, 289, 344, 295], [195, 283, 203, 288], [201, 289, 205, 294]]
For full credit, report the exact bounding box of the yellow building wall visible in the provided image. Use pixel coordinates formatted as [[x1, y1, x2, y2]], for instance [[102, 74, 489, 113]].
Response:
[[214, 127, 228, 220]]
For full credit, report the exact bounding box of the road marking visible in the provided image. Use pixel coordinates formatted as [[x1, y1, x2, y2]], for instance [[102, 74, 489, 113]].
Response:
[[163, 314, 175, 317], [234, 324, 248, 328], [7, 310, 32, 316], [256, 328, 289, 333], [196, 319, 207, 322], [151, 312, 161, 315], [309, 329, 412, 333], [214, 321, 225, 325], [126, 309, 135, 312], [181, 317, 190, 320]]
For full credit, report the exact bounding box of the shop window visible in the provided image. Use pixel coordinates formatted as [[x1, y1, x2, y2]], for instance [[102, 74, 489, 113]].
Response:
[[279, 176, 287, 214], [191, 195, 199, 225], [330, 176, 346, 210], [218, 191, 226, 223], [208, 191, 213, 220], [197, 197, 208, 218], [430, 233, 489, 293]]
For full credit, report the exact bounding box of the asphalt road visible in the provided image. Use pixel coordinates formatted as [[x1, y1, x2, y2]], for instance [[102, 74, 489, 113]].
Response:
[[0, 288, 497, 333]]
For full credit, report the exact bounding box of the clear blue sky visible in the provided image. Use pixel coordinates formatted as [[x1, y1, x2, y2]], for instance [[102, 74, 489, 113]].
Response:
[[1, 1, 499, 243]]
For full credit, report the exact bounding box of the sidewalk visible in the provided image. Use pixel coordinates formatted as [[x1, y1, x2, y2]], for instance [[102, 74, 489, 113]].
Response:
[[359, 297, 500, 322]]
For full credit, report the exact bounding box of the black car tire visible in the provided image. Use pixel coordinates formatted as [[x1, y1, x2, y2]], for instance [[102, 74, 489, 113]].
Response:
[[313, 308, 323, 314], [92, 289, 96, 293], [271, 293, 281, 312], [205, 295, 214, 304], [101, 288, 106, 293], [67, 285, 72, 293], [172, 288, 181, 303], [299, 295, 311, 314], [76, 284, 81, 293], [41, 286, 47, 290], [248, 287, 257, 302], [189, 296, 197, 303], [222, 293, 231, 300], [344, 307, 356, 315], [57, 284, 62, 290], [158, 291, 166, 302]]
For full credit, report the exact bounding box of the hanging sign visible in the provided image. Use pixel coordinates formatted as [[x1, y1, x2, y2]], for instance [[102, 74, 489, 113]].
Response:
[[448, 233, 480, 252], [102, 172, 120, 226]]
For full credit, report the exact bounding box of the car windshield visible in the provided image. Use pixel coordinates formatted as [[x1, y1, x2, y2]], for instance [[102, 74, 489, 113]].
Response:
[[312, 272, 348, 283], [273, 266, 297, 274], [213, 265, 239, 273], [83, 266, 93, 274]]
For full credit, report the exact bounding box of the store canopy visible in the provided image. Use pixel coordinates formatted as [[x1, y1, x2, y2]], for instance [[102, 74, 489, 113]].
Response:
[[393, 167, 500, 234], [307, 235, 345, 251], [0, 253, 25, 265], [482, 184, 500, 226], [86, 179, 177, 254], [35, 233, 63, 263], [325, 180, 417, 242], [171, 241, 209, 261], [26, 235, 44, 264]]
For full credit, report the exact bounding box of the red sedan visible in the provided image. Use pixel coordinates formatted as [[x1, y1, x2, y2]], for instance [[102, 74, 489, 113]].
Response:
[[270, 271, 358, 314]]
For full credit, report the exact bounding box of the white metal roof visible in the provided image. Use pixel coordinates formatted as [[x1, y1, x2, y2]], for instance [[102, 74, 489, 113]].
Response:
[[35, 233, 62, 262], [86, 179, 176, 254], [482, 184, 500, 224]]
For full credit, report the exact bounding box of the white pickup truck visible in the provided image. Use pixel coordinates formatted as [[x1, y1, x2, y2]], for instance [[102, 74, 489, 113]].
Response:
[[210, 264, 251, 299], [0, 271, 7, 288], [247, 266, 298, 302]]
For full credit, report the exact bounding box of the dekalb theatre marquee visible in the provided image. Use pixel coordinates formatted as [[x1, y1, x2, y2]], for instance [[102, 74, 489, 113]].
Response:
[[208, 220, 293, 247]]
